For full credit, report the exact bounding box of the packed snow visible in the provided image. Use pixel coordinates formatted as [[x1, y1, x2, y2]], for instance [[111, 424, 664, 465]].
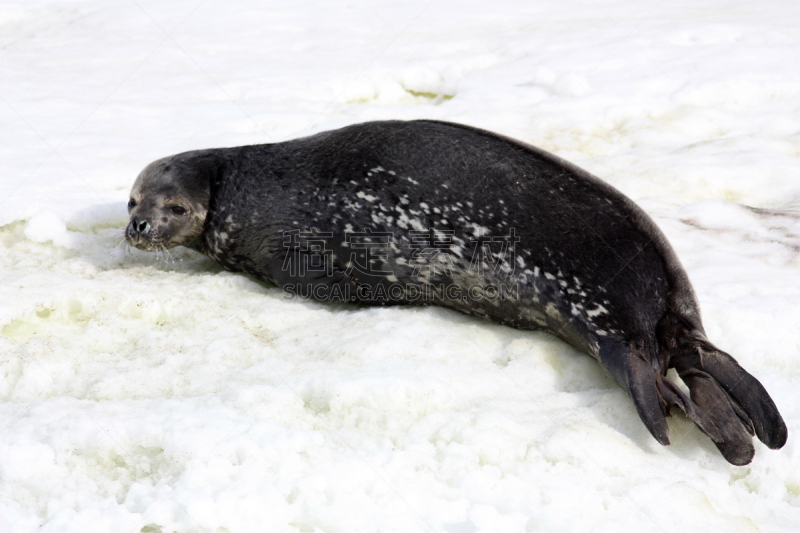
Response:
[[1, 1, 799, 532]]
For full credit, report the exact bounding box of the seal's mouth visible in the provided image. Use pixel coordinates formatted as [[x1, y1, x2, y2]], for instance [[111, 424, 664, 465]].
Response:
[[125, 221, 177, 252], [127, 232, 183, 250], [125, 233, 171, 252], [131, 240, 167, 252]]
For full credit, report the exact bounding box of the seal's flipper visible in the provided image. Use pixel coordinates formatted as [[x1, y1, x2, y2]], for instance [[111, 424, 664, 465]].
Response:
[[678, 368, 756, 465], [654, 373, 724, 444], [625, 352, 670, 446], [662, 331, 788, 465], [597, 340, 672, 446], [597, 338, 730, 450], [693, 346, 787, 450]]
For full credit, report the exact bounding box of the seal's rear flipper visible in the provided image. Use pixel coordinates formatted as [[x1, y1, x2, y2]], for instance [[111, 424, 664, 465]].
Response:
[[692, 346, 788, 451], [597, 340, 683, 447], [597, 338, 757, 458], [653, 371, 724, 444], [621, 349, 726, 449], [625, 352, 670, 445], [659, 324, 789, 465], [669, 342, 788, 464], [678, 368, 756, 465]]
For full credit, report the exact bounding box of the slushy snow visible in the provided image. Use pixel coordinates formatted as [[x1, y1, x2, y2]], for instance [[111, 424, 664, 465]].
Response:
[[1, 1, 799, 532]]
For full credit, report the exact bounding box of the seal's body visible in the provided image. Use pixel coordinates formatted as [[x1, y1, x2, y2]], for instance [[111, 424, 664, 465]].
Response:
[[127, 120, 786, 464]]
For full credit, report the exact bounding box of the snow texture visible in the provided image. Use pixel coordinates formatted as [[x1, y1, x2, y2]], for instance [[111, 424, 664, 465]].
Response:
[[1, 1, 799, 532]]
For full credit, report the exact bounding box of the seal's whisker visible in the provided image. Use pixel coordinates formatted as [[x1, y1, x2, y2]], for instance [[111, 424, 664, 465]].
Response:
[[163, 245, 175, 265], [158, 244, 173, 266]]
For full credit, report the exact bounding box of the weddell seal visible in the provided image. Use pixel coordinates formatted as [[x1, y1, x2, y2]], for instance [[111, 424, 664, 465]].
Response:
[[126, 119, 786, 465]]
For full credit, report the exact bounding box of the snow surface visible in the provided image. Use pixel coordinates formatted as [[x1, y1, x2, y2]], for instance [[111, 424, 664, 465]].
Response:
[[1, 1, 799, 532]]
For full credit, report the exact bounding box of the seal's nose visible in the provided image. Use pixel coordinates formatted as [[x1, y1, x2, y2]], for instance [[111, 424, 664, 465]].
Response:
[[128, 217, 150, 237]]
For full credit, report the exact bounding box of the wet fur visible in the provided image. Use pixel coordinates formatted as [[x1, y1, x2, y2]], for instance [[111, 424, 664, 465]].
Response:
[[127, 120, 787, 464]]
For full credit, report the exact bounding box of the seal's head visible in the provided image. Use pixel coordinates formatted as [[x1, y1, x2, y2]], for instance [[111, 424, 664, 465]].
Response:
[[126, 151, 217, 251]]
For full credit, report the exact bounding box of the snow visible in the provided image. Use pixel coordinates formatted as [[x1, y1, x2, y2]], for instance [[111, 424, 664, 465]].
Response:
[[1, 1, 799, 532]]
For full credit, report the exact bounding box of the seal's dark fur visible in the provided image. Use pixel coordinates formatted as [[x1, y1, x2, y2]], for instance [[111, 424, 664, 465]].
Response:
[[128, 120, 787, 464]]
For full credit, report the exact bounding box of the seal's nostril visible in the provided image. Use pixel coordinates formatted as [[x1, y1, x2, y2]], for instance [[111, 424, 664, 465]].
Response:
[[129, 217, 150, 236]]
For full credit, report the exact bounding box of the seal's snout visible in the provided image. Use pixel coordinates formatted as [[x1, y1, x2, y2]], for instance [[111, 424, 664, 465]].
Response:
[[126, 217, 151, 244], [134, 218, 150, 235]]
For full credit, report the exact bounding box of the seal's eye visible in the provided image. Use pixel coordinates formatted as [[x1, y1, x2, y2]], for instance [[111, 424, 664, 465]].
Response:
[[128, 199, 137, 209], [170, 205, 187, 216]]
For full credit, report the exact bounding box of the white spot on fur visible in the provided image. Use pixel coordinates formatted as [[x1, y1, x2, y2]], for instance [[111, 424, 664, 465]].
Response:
[[356, 191, 378, 203], [587, 305, 609, 318]]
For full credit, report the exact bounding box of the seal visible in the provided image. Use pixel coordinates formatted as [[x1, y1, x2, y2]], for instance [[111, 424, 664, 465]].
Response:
[[126, 119, 787, 465]]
